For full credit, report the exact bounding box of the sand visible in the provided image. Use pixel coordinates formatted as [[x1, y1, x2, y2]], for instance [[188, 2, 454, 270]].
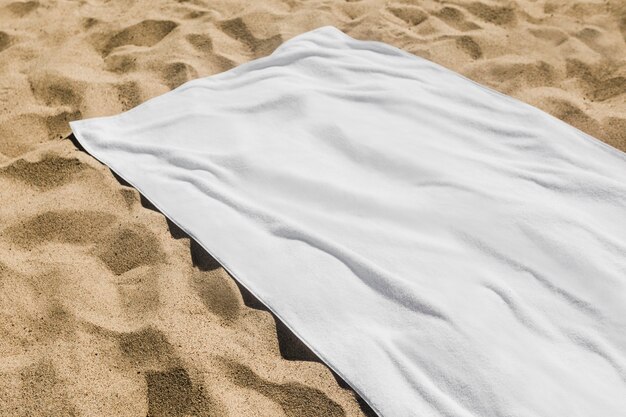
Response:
[[0, 0, 624, 416]]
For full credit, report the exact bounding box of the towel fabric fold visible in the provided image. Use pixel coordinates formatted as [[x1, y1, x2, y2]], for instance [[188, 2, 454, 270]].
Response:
[[71, 27, 626, 417]]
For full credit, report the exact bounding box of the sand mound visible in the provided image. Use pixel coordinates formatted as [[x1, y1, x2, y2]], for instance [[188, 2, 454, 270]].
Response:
[[0, 0, 624, 415]]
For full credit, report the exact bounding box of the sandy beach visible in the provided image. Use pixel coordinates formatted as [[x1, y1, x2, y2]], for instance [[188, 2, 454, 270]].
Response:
[[1, 0, 625, 415]]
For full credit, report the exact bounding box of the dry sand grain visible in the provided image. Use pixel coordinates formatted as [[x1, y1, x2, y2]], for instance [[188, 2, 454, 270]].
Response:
[[0, 0, 624, 415]]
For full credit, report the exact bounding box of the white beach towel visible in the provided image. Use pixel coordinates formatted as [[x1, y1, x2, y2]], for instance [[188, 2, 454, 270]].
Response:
[[71, 26, 626, 417]]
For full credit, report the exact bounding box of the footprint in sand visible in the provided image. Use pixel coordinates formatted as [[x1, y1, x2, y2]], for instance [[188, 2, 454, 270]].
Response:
[[28, 72, 83, 108], [542, 97, 602, 137], [27, 72, 84, 139], [455, 35, 483, 59], [463, 2, 516, 26], [5, 0, 38, 17], [588, 76, 626, 101], [0, 31, 12, 53], [161, 61, 198, 90], [105, 54, 138, 74], [185, 33, 236, 71], [115, 80, 143, 110], [95, 222, 165, 275], [219, 17, 283, 58], [473, 59, 556, 91], [0, 360, 78, 415], [5, 210, 115, 248], [145, 366, 223, 417], [46, 109, 82, 139], [186, 33, 213, 53], [529, 27, 569, 46], [387, 4, 429, 26], [434, 6, 481, 31], [191, 265, 242, 323], [223, 358, 346, 417], [118, 185, 140, 209], [0, 153, 89, 190], [99, 19, 178, 57], [82, 16, 99, 29], [566, 58, 626, 101], [118, 327, 178, 371]]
